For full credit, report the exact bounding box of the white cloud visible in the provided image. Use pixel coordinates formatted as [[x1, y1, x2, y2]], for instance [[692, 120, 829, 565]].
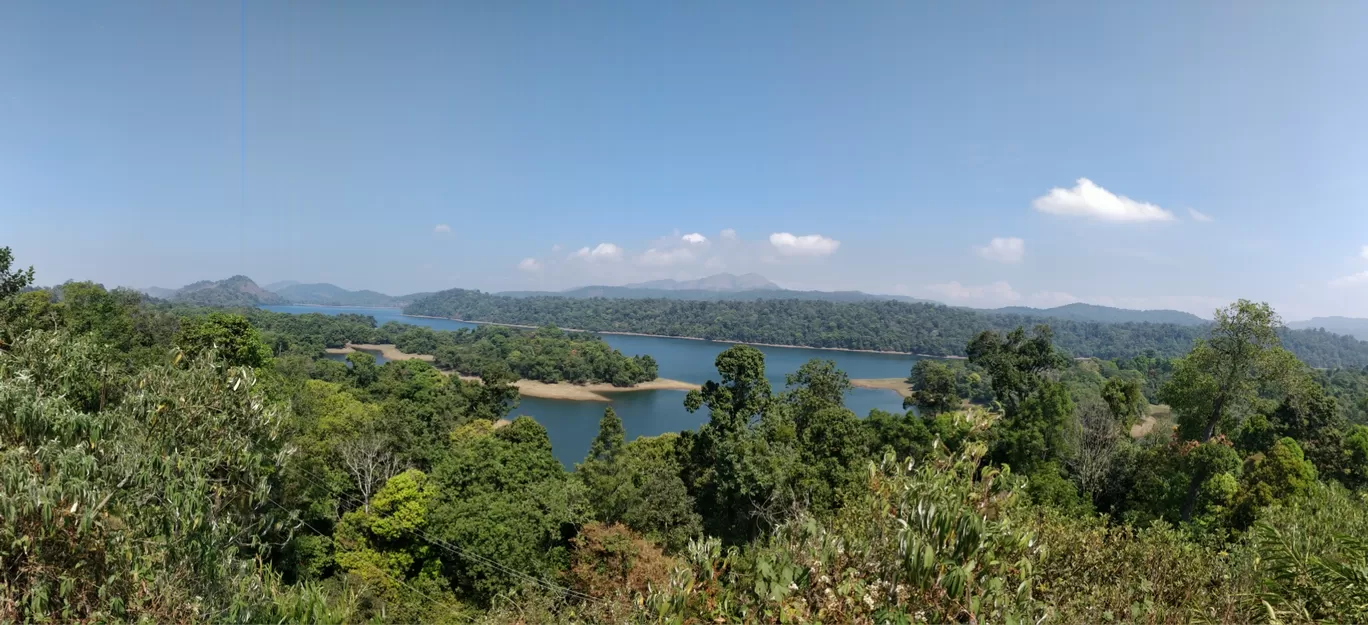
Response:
[[637, 247, 695, 266], [433, 224, 452, 233], [517, 258, 542, 272], [769, 232, 840, 256], [1188, 208, 1214, 223], [572, 243, 623, 261], [551, 244, 563, 252], [720, 228, 738, 240], [1330, 271, 1368, 288], [681, 233, 708, 245], [1361, 245, 1368, 261], [925, 281, 1022, 304], [1033, 178, 1175, 223], [975, 237, 1025, 263]]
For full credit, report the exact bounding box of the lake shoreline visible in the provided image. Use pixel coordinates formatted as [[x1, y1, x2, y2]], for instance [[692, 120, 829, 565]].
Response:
[[401, 313, 965, 359]]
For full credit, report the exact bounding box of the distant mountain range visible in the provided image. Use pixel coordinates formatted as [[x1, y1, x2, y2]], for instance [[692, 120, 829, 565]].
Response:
[[1289, 317, 1368, 341], [986, 303, 1208, 326], [139, 278, 427, 308], [137, 271, 1218, 330], [266, 282, 431, 307], [499, 272, 938, 304]]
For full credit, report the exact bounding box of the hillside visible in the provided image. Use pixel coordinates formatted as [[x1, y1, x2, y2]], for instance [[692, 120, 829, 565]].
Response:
[[989, 303, 1207, 326], [1289, 316, 1368, 341], [272, 282, 415, 307], [172, 275, 287, 307]]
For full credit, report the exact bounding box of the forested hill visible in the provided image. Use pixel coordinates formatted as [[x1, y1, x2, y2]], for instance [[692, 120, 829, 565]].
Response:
[[1289, 316, 1368, 341], [405, 289, 1368, 368], [172, 275, 287, 307], [989, 302, 1207, 326]]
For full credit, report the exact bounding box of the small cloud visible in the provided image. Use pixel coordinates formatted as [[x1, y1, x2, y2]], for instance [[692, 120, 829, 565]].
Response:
[[1330, 271, 1368, 288], [1187, 208, 1214, 223], [433, 224, 452, 234], [681, 232, 708, 245], [551, 244, 563, 252], [572, 243, 623, 261], [720, 228, 738, 240], [975, 237, 1025, 263], [1033, 178, 1175, 223], [638, 247, 695, 266], [1361, 245, 1368, 260], [769, 232, 840, 257], [517, 258, 542, 272]]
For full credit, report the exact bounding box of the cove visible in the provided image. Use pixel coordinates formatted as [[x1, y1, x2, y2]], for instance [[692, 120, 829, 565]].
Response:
[[264, 305, 923, 466]]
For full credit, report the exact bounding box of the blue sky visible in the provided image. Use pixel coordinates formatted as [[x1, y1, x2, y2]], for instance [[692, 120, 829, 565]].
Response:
[[3, 2, 1366, 319]]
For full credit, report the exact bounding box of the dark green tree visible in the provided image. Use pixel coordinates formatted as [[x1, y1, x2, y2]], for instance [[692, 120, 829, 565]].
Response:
[[905, 359, 961, 415], [0, 246, 34, 299]]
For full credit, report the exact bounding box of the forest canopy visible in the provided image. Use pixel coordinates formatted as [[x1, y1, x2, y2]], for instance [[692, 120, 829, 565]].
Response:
[[10, 246, 1368, 623], [404, 288, 1368, 368]]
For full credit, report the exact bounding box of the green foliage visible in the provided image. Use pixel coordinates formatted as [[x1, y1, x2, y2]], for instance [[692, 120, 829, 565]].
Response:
[[0, 246, 35, 300], [429, 418, 587, 603], [1102, 376, 1147, 426], [649, 437, 1040, 624], [0, 330, 294, 621], [175, 312, 273, 368], [905, 359, 961, 415]]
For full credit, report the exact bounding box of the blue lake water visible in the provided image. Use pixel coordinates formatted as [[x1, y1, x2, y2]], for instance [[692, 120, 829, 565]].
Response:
[[265, 305, 922, 466]]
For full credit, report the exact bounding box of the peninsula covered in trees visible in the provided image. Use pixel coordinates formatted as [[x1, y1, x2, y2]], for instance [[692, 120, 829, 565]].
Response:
[[404, 288, 1368, 368], [246, 308, 659, 387]]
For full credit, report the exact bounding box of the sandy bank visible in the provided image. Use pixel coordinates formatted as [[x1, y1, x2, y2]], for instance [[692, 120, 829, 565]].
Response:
[[457, 375, 700, 401], [401, 314, 960, 358], [850, 377, 913, 397], [347, 343, 434, 362]]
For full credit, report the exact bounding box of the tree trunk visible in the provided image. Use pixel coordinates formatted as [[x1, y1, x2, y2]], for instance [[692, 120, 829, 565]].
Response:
[[1181, 396, 1225, 521]]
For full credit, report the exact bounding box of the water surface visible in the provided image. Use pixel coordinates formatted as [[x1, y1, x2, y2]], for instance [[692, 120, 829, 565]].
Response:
[[266, 305, 921, 465]]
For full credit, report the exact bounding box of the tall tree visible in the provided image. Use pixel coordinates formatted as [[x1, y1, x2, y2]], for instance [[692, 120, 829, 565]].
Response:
[[1161, 300, 1300, 520], [0, 246, 34, 300]]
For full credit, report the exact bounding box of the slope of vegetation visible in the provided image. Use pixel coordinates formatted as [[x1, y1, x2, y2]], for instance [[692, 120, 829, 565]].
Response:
[[10, 246, 1368, 623], [406, 288, 1368, 368], [172, 275, 288, 306]]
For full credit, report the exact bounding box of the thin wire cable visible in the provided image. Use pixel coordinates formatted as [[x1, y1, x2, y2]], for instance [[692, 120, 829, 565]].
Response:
[[285, 463, 602, 605]]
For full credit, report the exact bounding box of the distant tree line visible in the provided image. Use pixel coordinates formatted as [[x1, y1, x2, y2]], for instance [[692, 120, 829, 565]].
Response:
[[404, 289, 1368, 368]]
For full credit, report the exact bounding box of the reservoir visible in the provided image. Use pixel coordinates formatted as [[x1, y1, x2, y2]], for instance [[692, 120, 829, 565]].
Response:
[[264, 305, 922, 466]]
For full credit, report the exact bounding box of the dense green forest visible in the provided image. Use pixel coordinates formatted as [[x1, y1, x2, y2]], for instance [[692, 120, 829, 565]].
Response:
[[12, 246, 1368, 623], [405, 288, 1368, 368], [244, 309, 658, 386]]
